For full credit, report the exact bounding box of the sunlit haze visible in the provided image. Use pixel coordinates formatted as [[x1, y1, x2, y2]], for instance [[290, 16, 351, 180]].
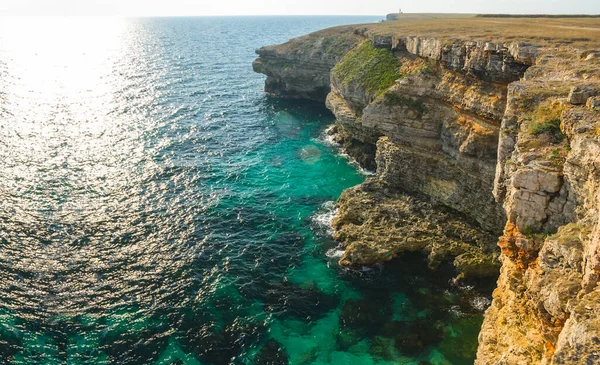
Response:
[[1, 0, 599, 16]]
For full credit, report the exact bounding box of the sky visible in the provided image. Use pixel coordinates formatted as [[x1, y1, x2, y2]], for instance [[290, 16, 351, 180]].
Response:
[[1, 0, 599, 16]]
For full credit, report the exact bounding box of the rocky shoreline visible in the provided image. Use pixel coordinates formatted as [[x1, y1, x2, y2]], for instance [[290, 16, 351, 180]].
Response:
[[253, 17, 600, 364]]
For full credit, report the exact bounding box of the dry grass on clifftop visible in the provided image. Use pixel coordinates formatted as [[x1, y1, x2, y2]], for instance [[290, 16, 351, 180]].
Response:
[[372, 17, 600, 47]]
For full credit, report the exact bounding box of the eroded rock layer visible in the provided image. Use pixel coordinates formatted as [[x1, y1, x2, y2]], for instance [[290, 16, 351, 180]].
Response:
[[332, 180, 500, 279], [253, 19, 600, 364], [323, 37, 512, 273]]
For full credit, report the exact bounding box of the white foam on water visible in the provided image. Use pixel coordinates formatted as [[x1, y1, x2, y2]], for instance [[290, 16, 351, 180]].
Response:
[[470, 296, 492, 312], [312, 201, 347, 260], [459, 284, 475, 292], [338, 152, 376, 176], [312, 125, 338, 149], [321, 125, 339, 147], [449, 305, 466, 318], [325, 248, 345, 258], [311, 200, 338, 235]]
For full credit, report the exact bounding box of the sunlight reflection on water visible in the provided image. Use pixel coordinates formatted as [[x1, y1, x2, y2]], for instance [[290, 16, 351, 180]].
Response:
[[0, 16, 481, 365]]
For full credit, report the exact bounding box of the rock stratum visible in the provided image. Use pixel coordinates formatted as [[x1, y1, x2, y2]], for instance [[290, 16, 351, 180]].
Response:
[[253, 17, 600, 365]]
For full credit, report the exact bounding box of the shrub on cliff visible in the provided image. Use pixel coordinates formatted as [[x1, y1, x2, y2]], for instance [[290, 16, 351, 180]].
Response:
[[530, 119, 561, 134], [332, 40, 401, 96], [528, 101, 564, 143]]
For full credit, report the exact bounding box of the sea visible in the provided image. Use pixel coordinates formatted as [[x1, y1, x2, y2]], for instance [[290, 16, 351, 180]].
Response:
[[0, 16, 485, 365]]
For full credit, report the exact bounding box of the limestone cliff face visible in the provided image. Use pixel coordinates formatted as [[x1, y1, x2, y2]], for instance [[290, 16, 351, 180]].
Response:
[[254, 22, 600, 364], [321, 36, 516, 275], [323, 33, 538, 233], [477, 55, 600, 365]]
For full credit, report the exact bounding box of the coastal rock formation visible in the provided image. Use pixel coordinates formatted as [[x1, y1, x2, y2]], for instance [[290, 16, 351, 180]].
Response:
[[332, 180, 500, 279], [252, 26, 364, 101], [322, 37, 512, 274], [324, 35, 527, 233], [254, 18, 600, 364]]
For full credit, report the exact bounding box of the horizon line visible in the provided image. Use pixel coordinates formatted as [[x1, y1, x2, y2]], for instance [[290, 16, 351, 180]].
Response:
[[0, 13, 385, 17], [2, 11, 600, 18]]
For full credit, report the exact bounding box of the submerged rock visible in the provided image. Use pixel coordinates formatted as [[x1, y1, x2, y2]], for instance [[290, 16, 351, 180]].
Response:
[[255, 339, 289, 365], [298, 145, 322, 164], [393, 318, 443, 356], [179, 320, 265, 364], [339, 298, 392, 331], [263, 281, 338, 320], [437, 316, 483, 364], [369, 336, 396, 361], [335, 329, 364, 352]]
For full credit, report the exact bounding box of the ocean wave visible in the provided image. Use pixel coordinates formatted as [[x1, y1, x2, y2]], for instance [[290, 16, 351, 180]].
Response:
[[311, 200, 337, 235], [321, 124, 339, 146], [325, 247, 345, 258]]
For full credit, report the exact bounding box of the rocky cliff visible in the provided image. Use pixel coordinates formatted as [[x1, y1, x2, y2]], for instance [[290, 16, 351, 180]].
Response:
[[252, 26, 365, 101], [254, 17, 600, 364], [477, 51, 600, 365]]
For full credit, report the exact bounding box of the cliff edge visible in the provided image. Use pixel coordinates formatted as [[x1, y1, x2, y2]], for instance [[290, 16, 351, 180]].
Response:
[[254, 16, 600, 364]]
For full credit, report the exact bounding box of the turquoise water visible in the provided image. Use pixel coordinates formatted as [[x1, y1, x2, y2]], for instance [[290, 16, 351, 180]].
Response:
[[0, 16, 486, 364]]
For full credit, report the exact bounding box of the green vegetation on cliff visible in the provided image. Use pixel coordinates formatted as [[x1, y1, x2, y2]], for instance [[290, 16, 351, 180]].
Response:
[[528, 101, 564, 143], [384, 93, 428, 118], [332, 41, 401, 95], [321, 35, 362, 57], [530, 118, 562, 137]]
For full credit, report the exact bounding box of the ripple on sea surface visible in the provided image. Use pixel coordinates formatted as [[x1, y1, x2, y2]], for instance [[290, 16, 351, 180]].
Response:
[[0, 15, 487, 365]]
